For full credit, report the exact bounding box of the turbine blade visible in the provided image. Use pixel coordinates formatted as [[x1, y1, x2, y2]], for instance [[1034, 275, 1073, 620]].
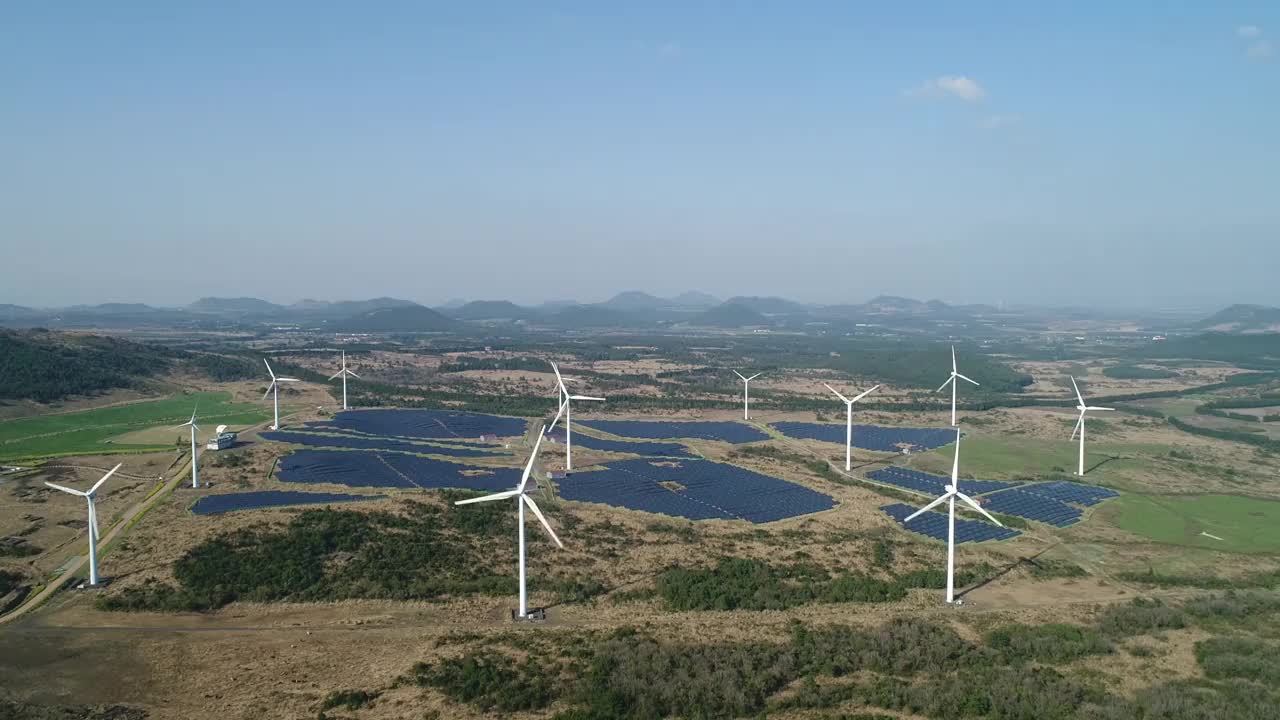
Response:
[[1089, 406, 1114, 412], [549, 361, 565, 391], [957, 492, 1003, 526], [454, 489, 521, 505], [951, 429, 961, 481], [328, 370, 344, 380], [956, 373, 979, 386], [823, 383, 850, 404], [1070, 412, 1084, 441], [569, 395, 605, 402], [903, 494, 949, 523], [262, 381, 275, 400], [547, 400, 566, 432], [935, 376, 954, 393], [264, 359, 275, 379], [850, 385, 881, 403], [1070, 375, 1085, 406], [748, 372, 763, 382], [347, 370, 360, 378], [88, 463, 122, 495], [517, 428, 547, 493], [44, 482, 86, 497], [951, 345, 957, 373], [277, 377, 300, 383], [522, 495, 564, 549], [733, 370, 747, 382]]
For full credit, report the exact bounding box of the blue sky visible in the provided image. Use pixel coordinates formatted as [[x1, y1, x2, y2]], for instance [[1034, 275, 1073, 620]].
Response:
[[1, 2, 1277, 310]]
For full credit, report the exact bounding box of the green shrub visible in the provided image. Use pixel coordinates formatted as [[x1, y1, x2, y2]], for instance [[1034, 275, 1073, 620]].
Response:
[[986, 623, 1112, 664], [1096, 598, 1186, 638]]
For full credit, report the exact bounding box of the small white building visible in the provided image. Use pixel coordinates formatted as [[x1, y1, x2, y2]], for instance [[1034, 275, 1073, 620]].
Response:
[[206, 425, 238, 451]]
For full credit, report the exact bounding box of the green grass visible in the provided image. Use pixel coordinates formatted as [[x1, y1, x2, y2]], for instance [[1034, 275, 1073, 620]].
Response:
[[0, 392, 269, 461], [1099, 494, 1280, 554], [907, 433, 1159, 482]]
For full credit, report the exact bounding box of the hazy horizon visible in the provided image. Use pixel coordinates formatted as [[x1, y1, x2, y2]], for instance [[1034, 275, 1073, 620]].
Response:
[[3, 4, 1277, 311]]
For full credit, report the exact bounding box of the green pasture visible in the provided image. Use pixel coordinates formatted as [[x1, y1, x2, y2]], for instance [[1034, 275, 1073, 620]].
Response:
[[1098, 494, 1280, 554], [0, 392, 269, 461], [906, 432, 1164, 482]]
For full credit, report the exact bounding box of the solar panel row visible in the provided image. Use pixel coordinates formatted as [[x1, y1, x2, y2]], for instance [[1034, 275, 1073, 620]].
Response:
[[880, 503, 1021, 543], [560, 433, 695, 458], [558, 458, 836, 523], [979, 488, 1082, 527], [191, 491, 385, 515], [770, 423, 956, 452], [578, 420, 768, 444], [276, 449, 520, 492], [868, 466, 1021, 496], [320, 409, 528, 441], [261, 430, 506, 458], [1022, 480, 1119, 506]]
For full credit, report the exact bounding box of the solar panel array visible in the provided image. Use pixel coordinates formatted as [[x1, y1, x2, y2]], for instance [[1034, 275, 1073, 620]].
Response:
[[1022, 481, 1119, 506], [578, 420, 769, 444], [261, 430, 506, 458], [880, 503, 1021, 543], [771, 422, 956, 452], [979, 489, 1082, 527], [276, 449, 520, 492], [321, 409, 528, 441], [557, 458, 836, 523], [191, 491, 384, 515], [565, 433, 695, 458], [867, 467, 1022, 497]]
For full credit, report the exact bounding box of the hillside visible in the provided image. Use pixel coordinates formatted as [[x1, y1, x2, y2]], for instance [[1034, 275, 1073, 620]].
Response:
[[1196, 304, 1280, 333], [0, 330, 178, 402], [335, 305, 460, 332], [691, 302, 770, 328], [444, 300, 534, 321], [723, 296, 808, 315], [188, 297, 285, 315], [601, 291, 666, 312], [671, 291, 720, 309]]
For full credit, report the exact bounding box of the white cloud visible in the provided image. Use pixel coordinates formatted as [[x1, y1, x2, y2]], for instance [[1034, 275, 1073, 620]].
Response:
[[978, 113, 1021, 129], [1247, 40, 1275, 59], [906, 75, 987, 102], [1237, 25, 1262, 39]]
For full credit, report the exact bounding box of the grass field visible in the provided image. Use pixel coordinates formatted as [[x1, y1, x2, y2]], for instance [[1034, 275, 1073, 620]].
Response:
[[0, 392, 269, 461], [1099, 493, 1280, 554], [906, 433, 1165, 482]]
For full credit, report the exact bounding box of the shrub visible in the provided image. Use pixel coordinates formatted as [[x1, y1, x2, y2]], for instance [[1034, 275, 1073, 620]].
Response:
[[986, 623, 1112, 664]]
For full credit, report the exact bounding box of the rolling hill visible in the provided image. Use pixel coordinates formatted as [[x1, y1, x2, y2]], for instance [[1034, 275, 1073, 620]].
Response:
[[335, 305, 460, 332], [444, 300, 535, 321], [691, 302, 770, 328], [1196, 304, 1280, 333]]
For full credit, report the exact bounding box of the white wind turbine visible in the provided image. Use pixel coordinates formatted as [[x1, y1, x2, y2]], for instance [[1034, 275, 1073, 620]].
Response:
[[1070, 376, 1113, 477], [176, 405, 201, 488], [733, 370, 763, 420], [824, 383, 881, 471], [455, 429, 563, 619], [263, 359, 299, 430], [45, 464, 121, 587], [935, 346, 979, 426], [903, 430, 1003, 604], [546, 361, 605, 472], [328, 350, 360, 410]]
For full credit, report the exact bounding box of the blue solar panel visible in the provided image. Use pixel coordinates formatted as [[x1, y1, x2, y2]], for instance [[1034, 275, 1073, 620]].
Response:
[[1021, 481, 1119, 506], [557, 458, 835, 523], [577, 420, 768, 444], [261, 430, 506, 458], [319, 409, 528, 441], [867, 467, 1021, 496], [979, 488, 1082, 527], [771, 423, 956, 452], [880, 503, 1021, 543], [559, 432, 695, 458], [191, 491, 385, 515], [276, 450, 521, 492]]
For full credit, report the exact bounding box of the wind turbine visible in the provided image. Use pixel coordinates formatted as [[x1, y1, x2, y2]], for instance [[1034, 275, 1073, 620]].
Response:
[[903, 430, 1002, 604], [1070, 376, 1113, 477], [45, 464, 121, 587], [546, 361, 604, 472], [455, 429, 562, 620], [824, 383, 881, 471], [263, 359, 299, 430], [328, 350, 360, 411], [935, 346, 978, 426], [176, 405, 200, 488], [733, 370, 763, 420]]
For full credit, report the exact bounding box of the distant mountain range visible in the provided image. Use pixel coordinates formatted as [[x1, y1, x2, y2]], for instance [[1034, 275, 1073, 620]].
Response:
[[0, 295, 1274, 335]]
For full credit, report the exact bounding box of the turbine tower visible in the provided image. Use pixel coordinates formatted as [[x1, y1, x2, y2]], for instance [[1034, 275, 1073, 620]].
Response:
[[328, 350, 360, 410], [546, 361, 604, 472], [1070, 376, 1113, 477], [733, 370, 763, 420], [455, 429, 563, 619], [176, 405, 200, 488], [263, 359, 299, 430], [935, 346, 979, 426], [823, 383, 881, 471], [45, 464, 121, 587], [903, 430, 1003, 604]]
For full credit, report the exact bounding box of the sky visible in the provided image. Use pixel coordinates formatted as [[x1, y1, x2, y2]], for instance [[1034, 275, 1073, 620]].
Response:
[[1, 2, 1277, 311]]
